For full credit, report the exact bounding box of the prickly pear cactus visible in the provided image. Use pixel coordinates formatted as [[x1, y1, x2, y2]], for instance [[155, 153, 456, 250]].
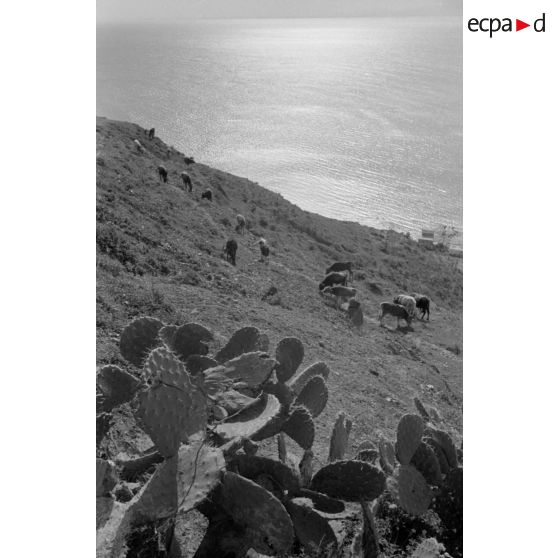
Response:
[[288, 361, 330, 395], [277, 432, 287, 463], [132, 455, 179, 522], [296, 488, 345, 514], [282, 406, 315, 450], [294, 375, 328, 417], [410, 441, 443, 486], [97, 365, 140, 412], [396, 414, 425, 465], [135, 353, 207, 457], [424, 427, 458, 469], [162, 322, 213, 361], [184, 354, 218, 376], [328, 412, 352, 462], [228, 454, 301, 493], [310, 460, 386, 502], [215, 393, 282, 442], [387, 464, 433, 516], [219, 471, 295, 555], [176, 441, 225, 513], [359, 500, 382, 558], [285, 500, 338, 555], [214, 326, 263, 363], [120, 317, 163, 366], [220, 351, 276, 387], [275, 337, 304, 383]]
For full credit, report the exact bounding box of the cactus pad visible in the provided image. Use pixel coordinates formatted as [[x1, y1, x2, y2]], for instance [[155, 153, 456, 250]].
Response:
[[135, 380, 207, 457], [275, 337, 304, 383], [379, 437, 396, 474], [424, 427, 458, 469], [278, 433, 287, 463], [177, 441, 225, 513], [263, 380, 295, 408], [131, 455, 179, 522], [285, 500, 338, 555], [96, 458, 117, 497], [310, 460, 386, 502], [219, 471, 294, 555], [215, 393, 282, 442], [410, 441, 443, 486], [97, 365, 140, 411], [282, 406, 315, 450], [214, 326, 262, 363], [216, 389, 257, 414], [96, 500, 134, 558], [143, 346, 189, 388], [120, 317, 163, 366], [328, 412, 352, 462], [184, 355, 218, 376], [360, 500, 382, 558], [294, 375, 328, 417], [296, 488, 345, 514], [228, 454, 301, 493], [163, 323, 213, 361], [388, 465, 432, 516], [288, 361, 330, 395], [221, 351, 276, 387], [424, 437, 450, 475], [396, 414, 425, 465]]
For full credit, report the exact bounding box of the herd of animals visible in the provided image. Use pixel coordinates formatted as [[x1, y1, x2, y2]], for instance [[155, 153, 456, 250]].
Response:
[[133, 127, 432, 330]]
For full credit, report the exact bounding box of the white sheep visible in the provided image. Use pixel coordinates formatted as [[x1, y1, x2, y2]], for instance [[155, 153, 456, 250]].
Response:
[[235, 214, 247, 234]]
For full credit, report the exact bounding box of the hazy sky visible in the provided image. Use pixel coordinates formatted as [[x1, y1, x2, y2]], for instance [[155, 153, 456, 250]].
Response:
[[97, 0, 462, 23]]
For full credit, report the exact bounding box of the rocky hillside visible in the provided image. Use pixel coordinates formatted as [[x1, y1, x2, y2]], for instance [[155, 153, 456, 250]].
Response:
[[96, 115, 463, 461]]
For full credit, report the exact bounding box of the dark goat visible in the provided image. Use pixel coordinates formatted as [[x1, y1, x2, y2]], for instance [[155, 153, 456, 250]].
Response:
[[201, 189, 213, 201], [411, 293, 431, 321], [258, 238, 270, 262], [157, 165, 168, 183], [184, 156, 195, 166], [378, 302, 411, 327], [181, 172, 193, 192], [319, 271, 347, 291], [326, 261, 353, 281], [223, 239, 238, 266], [148, 128, 155, 139]]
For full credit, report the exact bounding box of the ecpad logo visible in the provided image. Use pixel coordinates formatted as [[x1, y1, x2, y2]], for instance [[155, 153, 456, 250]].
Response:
[[468, 13, 546, 37]]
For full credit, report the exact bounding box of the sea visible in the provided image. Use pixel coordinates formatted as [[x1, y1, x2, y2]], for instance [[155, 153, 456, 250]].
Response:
[[97, 17, 462, 248]]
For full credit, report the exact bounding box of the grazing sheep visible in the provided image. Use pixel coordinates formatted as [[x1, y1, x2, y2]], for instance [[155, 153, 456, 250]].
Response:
[[180, 172, 193, 192], [258, 238, 270, 263], [201, 189, 213, 201], [393, 294, 417, 319], [148, 128, 155, 139], [326, 261, 353, 281], [184, 156, 195, 166], [223, 239, 238, 266], [318, 272, 348, 292], [322, 285, 357, 307], [411, 293, 431, 321], [235, 214, 246, 234], [133, 139, 144, 153], [378, 302, 411, 328], [157, 165, 168, 183]]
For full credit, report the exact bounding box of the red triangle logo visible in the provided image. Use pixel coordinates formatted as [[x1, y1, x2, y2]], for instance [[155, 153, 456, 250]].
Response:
[[516, 19, 530, 31]]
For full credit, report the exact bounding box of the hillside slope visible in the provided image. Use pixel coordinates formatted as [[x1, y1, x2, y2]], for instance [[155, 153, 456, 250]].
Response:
[[96, 116, 463, 461]]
